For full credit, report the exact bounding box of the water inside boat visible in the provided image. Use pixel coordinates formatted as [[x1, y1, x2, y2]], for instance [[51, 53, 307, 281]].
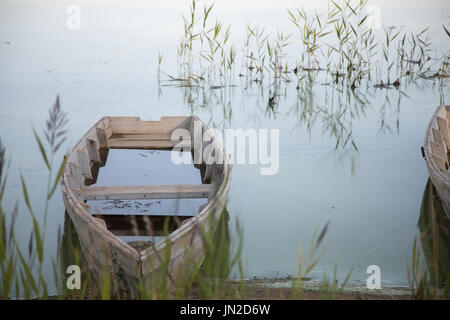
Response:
[[86, 149, 208, 250]]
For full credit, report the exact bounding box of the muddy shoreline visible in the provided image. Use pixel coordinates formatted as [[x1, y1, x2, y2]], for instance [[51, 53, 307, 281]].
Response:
[[49, 278, 415, 300]]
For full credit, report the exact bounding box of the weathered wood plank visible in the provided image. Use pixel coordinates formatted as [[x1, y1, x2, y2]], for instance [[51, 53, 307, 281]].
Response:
[[93, 216, 107, 229], [102, 118, 113, 138], [109, 117, 191, 135], [107, 139, 175, 149], [85, 139, 101, 163], [109, 134, 171, 141], [68, 161, 84, 187], [432, 155, 447, 171], [437, 116, 450, 151], [79, 184, 215, 201], [432, 128, 448, 160], [65, 174, 81, 199], [76, 150, 93, 180], [81, 202, 91, 212], [95, 127, 109, 149], [431, 141, 446, 159]]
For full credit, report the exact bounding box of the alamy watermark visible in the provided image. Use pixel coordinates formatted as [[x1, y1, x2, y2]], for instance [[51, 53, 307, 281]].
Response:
[[366, 5, 381, 30], [170, 121, 279, 176], [66, 265, 81, 290], [366, 265, 381, 289], [66, 5, 81, 30]]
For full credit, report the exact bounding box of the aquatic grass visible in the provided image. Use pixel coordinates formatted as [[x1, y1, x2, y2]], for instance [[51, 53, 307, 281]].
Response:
[[173, 0, 236, 86], [0, 139, 7, 202], [157, 52, 163, 83], [289, 221, 355, 300], [317, 263, 354, 300], [157, 0, 447, 162], [0, 95, 69, 300], [162, 0, 448, 93], [0, 142, 17, 299], [291, 222, 328, 299]]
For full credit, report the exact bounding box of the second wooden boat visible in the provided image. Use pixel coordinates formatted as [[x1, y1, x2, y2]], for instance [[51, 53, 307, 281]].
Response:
[[422, 105, 450, 218], [60, 116, 231, 287]]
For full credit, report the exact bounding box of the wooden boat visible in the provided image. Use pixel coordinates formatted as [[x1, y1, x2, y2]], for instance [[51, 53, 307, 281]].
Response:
[[422, 105, 450, 219], [60, 116, 231, 288]]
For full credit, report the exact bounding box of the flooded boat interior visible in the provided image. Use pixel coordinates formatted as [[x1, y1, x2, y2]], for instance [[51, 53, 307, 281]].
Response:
[[63, 116, 227, 255], [85, 149, 211, 251]]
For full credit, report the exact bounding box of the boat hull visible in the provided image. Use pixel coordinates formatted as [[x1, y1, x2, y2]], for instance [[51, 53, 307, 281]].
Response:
[[60, 116, 231, 292], [423, 105, 450, 218]]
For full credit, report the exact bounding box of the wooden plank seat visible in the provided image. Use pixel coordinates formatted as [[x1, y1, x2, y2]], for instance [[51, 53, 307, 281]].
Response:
[[78, 184, 215, 201], [107, 133, 186, 149], [107, 139, 176, 149]]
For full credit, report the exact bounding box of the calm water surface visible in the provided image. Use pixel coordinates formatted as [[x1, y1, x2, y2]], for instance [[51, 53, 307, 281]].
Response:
[[0, 0, 449, 294]]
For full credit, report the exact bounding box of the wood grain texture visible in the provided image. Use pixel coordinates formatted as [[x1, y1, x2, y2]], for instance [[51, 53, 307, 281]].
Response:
[[107, 139, 175, 149], [109, 116, 191, 135], [96, 127, 109, 149], [76, 150, 93, 180], [79, 184, 215, 200], [424, 105, 450, 218], [86, 138, 101, 163]]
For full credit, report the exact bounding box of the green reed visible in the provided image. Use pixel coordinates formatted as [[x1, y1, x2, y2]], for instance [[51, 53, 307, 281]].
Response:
[[160, 0, 448, 91], [0, 96, 67, 299]]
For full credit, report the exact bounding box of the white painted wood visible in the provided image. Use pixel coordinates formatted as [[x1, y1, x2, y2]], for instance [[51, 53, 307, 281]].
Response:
[[78, 184, 214, 201]]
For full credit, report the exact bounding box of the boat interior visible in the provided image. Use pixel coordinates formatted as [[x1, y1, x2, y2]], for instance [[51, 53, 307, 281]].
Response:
[[64, 116, 225, 252]]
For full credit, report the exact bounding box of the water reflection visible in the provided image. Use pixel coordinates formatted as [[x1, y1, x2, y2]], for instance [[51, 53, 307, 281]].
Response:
[[160, 68, 429, 171], [60, 211, 94, 284], [419, 179, 450, 288]]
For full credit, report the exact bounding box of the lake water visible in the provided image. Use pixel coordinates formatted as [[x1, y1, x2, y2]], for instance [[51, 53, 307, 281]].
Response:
[[0, 0, 449, 294]]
